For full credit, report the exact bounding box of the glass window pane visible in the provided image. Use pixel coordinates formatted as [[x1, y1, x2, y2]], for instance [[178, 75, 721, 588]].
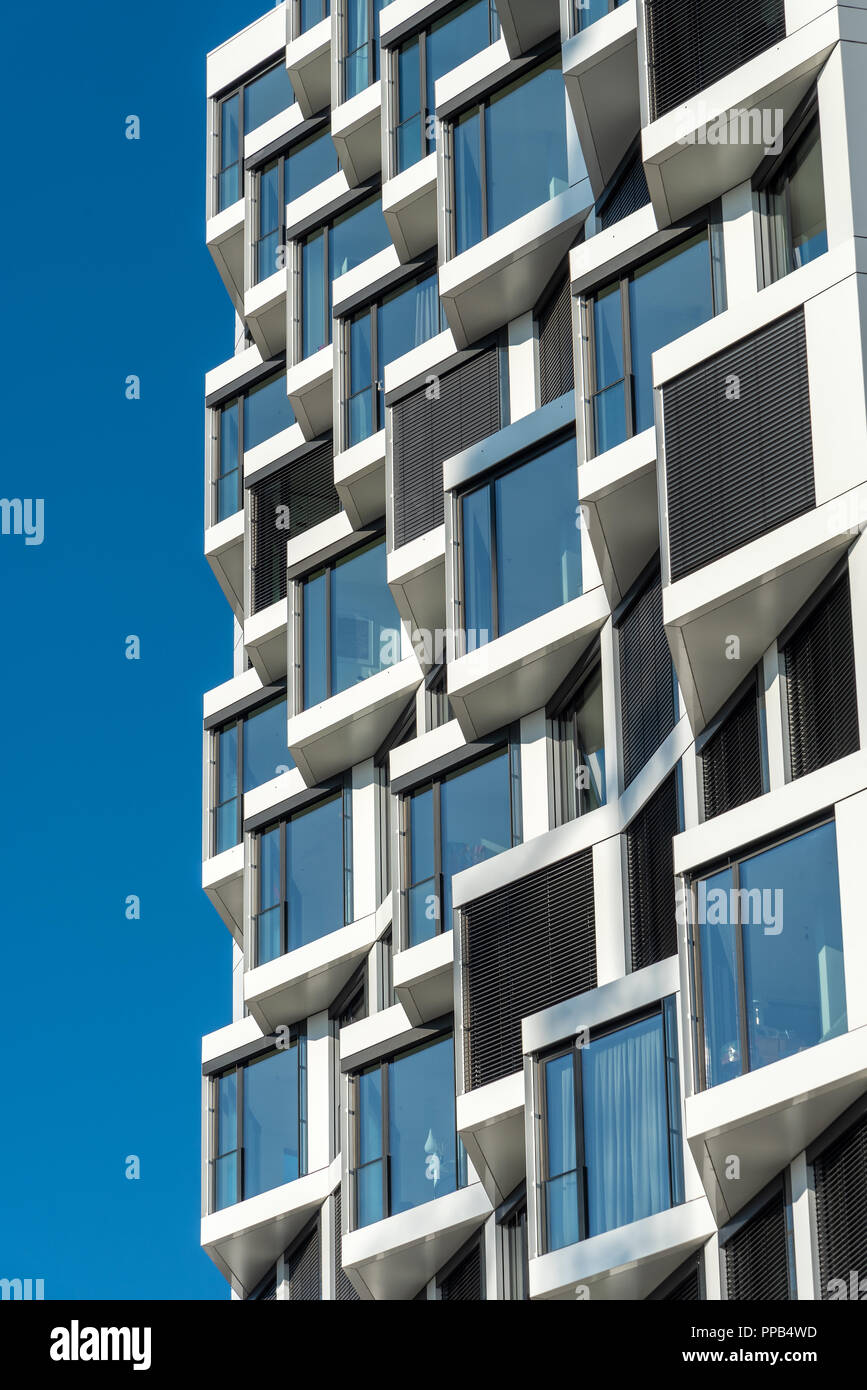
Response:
[[219, 95, 240, 208], [485, 60, 568, 238], [216, 801, 239, 855], [546, 1171, 579, 1252], [357, 1159, 385, 1227], [303, 570, 328, 708], [378, 273, 443, 366], [786, 120, 827, 270], [244, 699, 290, 791], [259, 826, 282, 910], [573, 666, 606, 812], [219, 403, 239, 480], [331, 197, 390, 279], [495, 438, 581, 635], [218, 471, 239, 523], [243, 1048, 301, 1198], [593, 283, 623, 391], [257, 907, 282, 966], [544, 1053, 576, 1178], [259, 162, 280, 236], [302, 231, 328, 357], [397, 38, 420, 123], [330, 541, 401, 695], [409, 787, 435, 883], [440, 750, 511, 925], [287, 130, 340, 204], [461, 484, 492, 649], [244, 63, 294, 133], [408, 881, 438, 947], [389, 1036, 458, 1216], [215, 1151, 238, 1210], [593, 381, 627, 456], [698, 868, 742, 1088], [287, 795, 346, 949], [741, 822, 846, 1071], [582, 1013, 669, 1237], [628, 232, 714, 435], [427, 0, 492, 110], [396, 115, 423, 174], [244, 374, 295, 450], [358, 1067, 382, 1165], [218, 724, 238, 804], [301, 0, 327, 30], [217, 1071, 237, 1157], [454, 109, 482, 254], [349, 312, 372, 396]]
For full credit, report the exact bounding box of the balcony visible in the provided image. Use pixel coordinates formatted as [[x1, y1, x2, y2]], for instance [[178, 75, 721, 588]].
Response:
[[456, 1073, 525, 1209], [641, 0, 837, 225], [495, 0, 558, 59], [332, 80, 383, 186], [244, 267, 288, 360], [206, 199, 246, 317], [529, 1197, 716, 1299], [246, 907, 385, 1028], [382, 153, 438, 262], [563, 0, 639, 198], [334, 430, 387, 527], [439, 183, 592, 348], [286, 343, 333, 440], [656, 246, 867, 729], [245, 598, 288, 684], [286, 16, 331, 119], [674, 762, 867, 1222], [287, 653, 422, 785], [393, 929, 455, 1026]]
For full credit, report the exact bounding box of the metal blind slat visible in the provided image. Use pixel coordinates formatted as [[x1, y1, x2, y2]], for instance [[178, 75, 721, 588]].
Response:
[[785, 573, 860, 780], [724, 1192, 790, 1301], [285, 1221, 321, 1301], [393, 347, 500, 549], [701, 681, 763, 819], [619, 572, 676, 787], [462, 851, 596, 1091], [646, 0, 786, 120], [538, 276, 574, 406], [250, 440, 339, 613], [665, 310, 814, 583], [440, 1243, 484, 1301], [815, 1112, 867, 1298], [333, 1187, 359, 1301], [626, 771, 679, 971]]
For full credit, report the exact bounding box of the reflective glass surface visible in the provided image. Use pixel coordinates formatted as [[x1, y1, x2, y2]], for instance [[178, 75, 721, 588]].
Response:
[[286, 129, 340, 204], [244, 374, 295, 450], [245, 63, 294, 133], [330, 541, 401, 696], [389, 1036, 458, 1216], [243, 698, 290, 791], [287, 795, 347, 949], [440, 751, 510, 927], [485, 60, 568, 238], [628, 233, 713, 434], [243, 1047, 301, 1199]]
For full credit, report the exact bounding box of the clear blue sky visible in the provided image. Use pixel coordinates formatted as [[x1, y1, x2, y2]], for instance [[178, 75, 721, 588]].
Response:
[[0, 0, 273, 1299]]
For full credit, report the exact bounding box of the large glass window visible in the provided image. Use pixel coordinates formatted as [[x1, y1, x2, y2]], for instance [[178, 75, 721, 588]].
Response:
[[300, 196, 391, 358], [299, 0, 330, 33], [588, 229, 719, 455], [461, 434, 581, 648], [351, 1034, 465, 1228], [255, 133, 340, 285], [346, 271, 445, 445], [693, 820, 847, 1090], [393, 0, 500, 173], [254, 786, 353, 965], [216, 64, 295, 212], [256, 160, 282, 283], [541, 1000, 684, 1251], [403, 745, 521, 947], [301, 539, 402, 706], [244, 372, 295, 450], [213, 375, 295, 521], [452, 58, 568, 255], [762, 113, 827, 284], [551, 647, 606, 825], [213, 699, 293, 855], [212, 1038, 307, 1210], [287, 128, 340, 203], [344, 0, 390, 99], [575, 0, 625, 33]]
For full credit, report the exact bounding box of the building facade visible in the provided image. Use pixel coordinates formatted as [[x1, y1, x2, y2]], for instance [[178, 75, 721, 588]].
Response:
[[200, 0, 867, 1300]]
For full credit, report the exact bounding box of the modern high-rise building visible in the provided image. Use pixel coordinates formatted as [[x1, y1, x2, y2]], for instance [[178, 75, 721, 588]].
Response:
[[200, 0, 867, 1301]]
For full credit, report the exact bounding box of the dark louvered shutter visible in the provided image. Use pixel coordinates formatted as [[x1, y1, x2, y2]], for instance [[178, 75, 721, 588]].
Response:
[[626, 772, 679, 971], [250, 439, 339, 612], [285, 1221, 321, 1301], [392, 346, 500, 548], [538, 276, 574, 406], [785, 574, 860, 780], [618, 571, 676, 787], [646, 0, 786, 121], [665, 310, 814, 583], [333, 1187, 359, 1302], [462, 850, 596, 1090], [724, 1192, 790, 1301], [440, 1243, 484, 1301], [665, 1266, 701, 1301], [599, 148, 651, 231], [814, 1111, 867, 1298], [700, 679, 763, 820]]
